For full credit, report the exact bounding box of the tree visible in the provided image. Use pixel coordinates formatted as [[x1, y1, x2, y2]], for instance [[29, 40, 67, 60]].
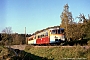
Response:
[[60, 4, 73, 40], [83, 14, 90, 38], [1, 27, 12, 45], [12, 33, 21, 45], [60, 4, 89, 41], [2, 27, 12, 34], [86, 20, 90, 38], [12, 33, 26, 45], [76, 14, 90, 38]]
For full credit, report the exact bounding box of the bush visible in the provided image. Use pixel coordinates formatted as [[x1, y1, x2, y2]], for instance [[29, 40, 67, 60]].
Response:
[[25, 45, 34, 51], [87, 40, 90, 46]]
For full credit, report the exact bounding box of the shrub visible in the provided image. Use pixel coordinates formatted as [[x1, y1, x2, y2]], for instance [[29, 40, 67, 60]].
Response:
[[87, 40, 90, 46]]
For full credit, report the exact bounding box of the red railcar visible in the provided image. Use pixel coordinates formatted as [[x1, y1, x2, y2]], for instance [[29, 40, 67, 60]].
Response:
[[27, 27, 66, 45]]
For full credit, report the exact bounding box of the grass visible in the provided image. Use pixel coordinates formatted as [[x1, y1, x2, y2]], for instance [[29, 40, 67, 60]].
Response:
[[0, 38, 90, 60], [25, 45, 90, 60], [0, 45, 90, 60], [0, 46, 9, 56]]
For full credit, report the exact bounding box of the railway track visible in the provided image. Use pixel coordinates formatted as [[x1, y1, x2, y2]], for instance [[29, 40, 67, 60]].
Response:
[[6, 45, 90, 50], [34, 45, 90, 49]]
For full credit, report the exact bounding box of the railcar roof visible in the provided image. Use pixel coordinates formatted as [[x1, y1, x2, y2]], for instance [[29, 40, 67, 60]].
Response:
[[33, 26, 63, 35]]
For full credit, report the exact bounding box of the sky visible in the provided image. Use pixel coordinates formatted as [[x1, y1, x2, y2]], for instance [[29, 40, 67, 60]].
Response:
[[0, 0, 90, 34]]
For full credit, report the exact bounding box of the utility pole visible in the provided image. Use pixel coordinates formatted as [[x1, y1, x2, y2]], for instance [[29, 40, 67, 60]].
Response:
[[25, 27, 26, 38], [25, 27, 27, 45]]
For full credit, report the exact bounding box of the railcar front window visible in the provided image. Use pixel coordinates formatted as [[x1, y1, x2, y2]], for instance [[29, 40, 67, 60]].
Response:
[[51, 30, 56, 34], [58, 29, 60, 34], [61, 29, 64, 33]]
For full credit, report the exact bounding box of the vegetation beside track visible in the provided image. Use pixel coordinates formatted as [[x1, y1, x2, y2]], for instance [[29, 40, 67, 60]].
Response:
[[25, 45, 90, 60], [0, 46, 50, 60], [63, 38, 90, 46], [0, 46, 32, 60], [0, 39, 90, 60]]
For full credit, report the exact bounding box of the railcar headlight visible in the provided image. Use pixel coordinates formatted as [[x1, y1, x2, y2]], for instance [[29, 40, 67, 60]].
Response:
[[55, 36, 58, 38]]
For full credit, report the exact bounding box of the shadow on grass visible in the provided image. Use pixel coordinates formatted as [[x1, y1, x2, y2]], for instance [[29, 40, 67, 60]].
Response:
[[11, 49, 53, 60]]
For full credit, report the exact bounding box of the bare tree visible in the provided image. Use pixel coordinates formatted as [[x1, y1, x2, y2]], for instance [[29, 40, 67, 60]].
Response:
[[1, 27, 12, 45], [2, 27, 12, 34]]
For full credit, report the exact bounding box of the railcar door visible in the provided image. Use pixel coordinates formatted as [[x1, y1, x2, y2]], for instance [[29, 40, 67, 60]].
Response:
[[41, 32, 50, 44], [36, 35, 42, 44]]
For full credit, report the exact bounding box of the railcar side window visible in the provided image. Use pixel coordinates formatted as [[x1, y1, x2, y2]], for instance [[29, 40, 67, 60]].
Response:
[[38, 35, 41, 38], [39, 35, 40, 38], [38, 36, 39, 38], [45, 32, 48, 36], [41, 34, 44, 37], [34, 36, 36, 39], [43, 34, 44, 37], [41, 35, 42, 37], [29, 38, 33, 40]]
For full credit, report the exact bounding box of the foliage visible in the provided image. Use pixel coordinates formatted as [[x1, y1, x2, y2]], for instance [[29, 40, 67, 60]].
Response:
[[12, 33, 26, 45], [25, 45, 34, 51], [84, 20, 90, 38], [87, 40, 90, 46], [1, 27, 13, 45], [2, 27, 12, 34], [0, 46, 49, 60], [60, 4, 90, 40], [1, 27, 26, 45], [0, 46, 10, 60]]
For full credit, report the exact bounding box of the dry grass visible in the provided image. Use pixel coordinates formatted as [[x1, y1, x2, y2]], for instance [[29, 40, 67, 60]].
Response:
[[25, 45, 90, 60]]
